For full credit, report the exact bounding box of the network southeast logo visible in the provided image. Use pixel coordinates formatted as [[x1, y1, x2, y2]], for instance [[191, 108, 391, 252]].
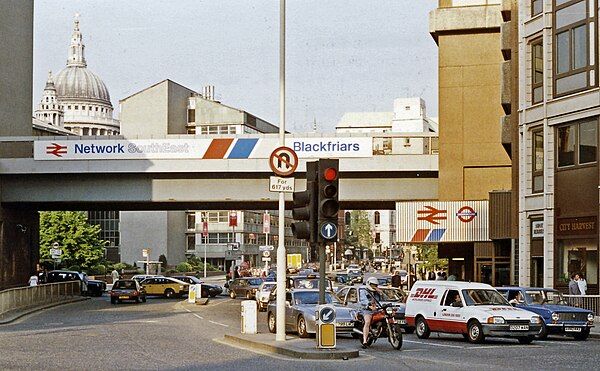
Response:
[[46, 143, 67, 157]]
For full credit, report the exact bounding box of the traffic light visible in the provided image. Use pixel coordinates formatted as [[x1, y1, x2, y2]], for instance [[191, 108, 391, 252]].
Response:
[[291, 161, 318, 243], [317, 159, 339, 243]]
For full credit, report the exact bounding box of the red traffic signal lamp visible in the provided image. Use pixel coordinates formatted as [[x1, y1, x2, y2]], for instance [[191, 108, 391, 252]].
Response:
[[317, 159, 339, 242]]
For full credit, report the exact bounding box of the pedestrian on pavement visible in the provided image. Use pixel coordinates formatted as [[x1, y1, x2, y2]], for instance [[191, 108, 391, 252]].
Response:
[[436, 272, 444, 280], [569, 273, 581, 295], [391, 270, 401, 288], [447, 272, 457, 281], [111, 269, 119, 283], [577, 272, 587, 295], [428, 271, 436, 280], [28, 274, 38, 286]]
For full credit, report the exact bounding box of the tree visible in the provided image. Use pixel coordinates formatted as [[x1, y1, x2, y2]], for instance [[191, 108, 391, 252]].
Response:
[[345, 210, 372, 258], [416, 244, 448, 273], [39, 211, 107, 271]]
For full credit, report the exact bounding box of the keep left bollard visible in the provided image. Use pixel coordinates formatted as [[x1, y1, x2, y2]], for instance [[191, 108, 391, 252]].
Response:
[[241, 300, 257, 334]]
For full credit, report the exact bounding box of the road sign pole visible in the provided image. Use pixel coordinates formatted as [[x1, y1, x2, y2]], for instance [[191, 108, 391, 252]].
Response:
[[276, 0, 286, 342]]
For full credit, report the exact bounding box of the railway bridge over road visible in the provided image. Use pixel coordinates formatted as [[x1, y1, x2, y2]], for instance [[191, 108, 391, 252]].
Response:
[[0, 133, 437, 289]]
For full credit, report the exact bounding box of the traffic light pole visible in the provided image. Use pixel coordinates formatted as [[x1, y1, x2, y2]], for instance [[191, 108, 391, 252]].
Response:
[[319, 242, 326, 304]]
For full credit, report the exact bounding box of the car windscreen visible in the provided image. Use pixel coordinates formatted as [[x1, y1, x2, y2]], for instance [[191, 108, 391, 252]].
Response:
[[293, 279, 321, 289], [526, 289, 564, 305], [114, 281, 137, 289], [462, 289, 509, 306], [261, 283, 276, 291], [247, 278, 263, 285], [293, 291, 340, 305], [379, 288, 403, 301]]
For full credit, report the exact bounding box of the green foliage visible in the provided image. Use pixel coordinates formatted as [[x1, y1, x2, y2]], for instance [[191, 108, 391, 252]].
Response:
[[346, 210, 372, 249], [186, 256, 218, 272], [112, 262, 128, 271], [39, 211, 107, 271], [176, 262, 193, 272], [68, 265, 81, 272], [89, 264, 106, 275], [416, 245, 448, 272]]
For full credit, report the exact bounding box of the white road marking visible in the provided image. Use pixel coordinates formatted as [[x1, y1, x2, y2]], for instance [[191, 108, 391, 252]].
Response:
[[209, 320, 229, 327], [403, 339, 464, 348], [194, 314, 204, 320]]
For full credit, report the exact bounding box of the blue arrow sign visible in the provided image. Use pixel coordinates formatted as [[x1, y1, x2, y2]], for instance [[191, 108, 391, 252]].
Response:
[[320, 306, 335, 324], [320, 222, 338, 239]]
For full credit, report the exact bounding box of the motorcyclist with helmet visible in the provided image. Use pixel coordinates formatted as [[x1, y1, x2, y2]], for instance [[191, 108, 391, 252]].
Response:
[[360, 276, 383, 348]]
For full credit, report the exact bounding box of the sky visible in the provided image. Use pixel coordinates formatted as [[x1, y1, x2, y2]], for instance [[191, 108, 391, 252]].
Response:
[[33, 0, 438, 134]]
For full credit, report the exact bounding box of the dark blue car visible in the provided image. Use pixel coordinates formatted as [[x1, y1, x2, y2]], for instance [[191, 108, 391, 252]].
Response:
[[496, 287, 595, 340]]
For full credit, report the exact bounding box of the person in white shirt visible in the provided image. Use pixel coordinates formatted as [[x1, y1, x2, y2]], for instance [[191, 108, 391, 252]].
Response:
[[577, 273, 587, 295], [28, 274, 38, 286]]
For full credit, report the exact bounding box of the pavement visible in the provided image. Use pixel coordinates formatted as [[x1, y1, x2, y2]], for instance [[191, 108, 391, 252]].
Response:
[[223, 333, 359, 360], [0, 296, 88, 325]]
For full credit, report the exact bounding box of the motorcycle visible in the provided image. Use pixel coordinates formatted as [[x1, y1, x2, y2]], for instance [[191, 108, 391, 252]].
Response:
[[354, 300, 403, 350]]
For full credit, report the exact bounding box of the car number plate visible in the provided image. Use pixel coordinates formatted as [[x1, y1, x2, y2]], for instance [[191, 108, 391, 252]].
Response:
[[336, 322, 353, 327], [397, 319, 407, 325], [118, 296, 129, 299], [509, 325, 529, 331], [565, 327, 582, 332]]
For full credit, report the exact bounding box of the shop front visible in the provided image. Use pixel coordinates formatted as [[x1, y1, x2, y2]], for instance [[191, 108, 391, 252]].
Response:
[[555, 217, 598, 294]]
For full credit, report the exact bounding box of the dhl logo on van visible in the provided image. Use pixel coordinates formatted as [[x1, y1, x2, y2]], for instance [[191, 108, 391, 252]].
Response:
[[411, 287, 438, 300]]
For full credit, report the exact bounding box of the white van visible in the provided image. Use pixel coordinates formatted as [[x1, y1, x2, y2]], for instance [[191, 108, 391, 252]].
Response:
[[405, 281, 542, 344]]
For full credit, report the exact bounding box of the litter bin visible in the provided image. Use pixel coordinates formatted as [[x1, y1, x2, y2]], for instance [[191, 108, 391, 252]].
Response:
[[241, 300, 257, 334]]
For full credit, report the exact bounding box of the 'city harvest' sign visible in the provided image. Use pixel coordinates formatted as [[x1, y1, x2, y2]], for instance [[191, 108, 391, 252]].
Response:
[[556, 217, 597, 236], [34, 137, 372, 160]]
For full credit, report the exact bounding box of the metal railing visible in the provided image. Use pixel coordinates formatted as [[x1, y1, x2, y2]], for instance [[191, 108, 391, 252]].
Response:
[[563, 295, 600, 315], [0, 282, 81, 319]]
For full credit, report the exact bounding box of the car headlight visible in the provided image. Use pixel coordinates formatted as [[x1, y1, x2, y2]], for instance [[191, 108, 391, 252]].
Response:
[[587, 313, 594, 322], [551, 312, 559, 321], [530, 316, 541, 324], [487, 316, 505, 324]]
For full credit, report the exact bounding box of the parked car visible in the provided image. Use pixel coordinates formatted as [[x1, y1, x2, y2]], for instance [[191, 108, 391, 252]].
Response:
[[266, 289, 358, 337], [286, 275, 334, 291], [172, 276, 223, 297], [110, 279, 146, 304], [140, 276, 189, 298], [496, 287, 595, 340], [132, 274, 162, 284], [336, 285, 413, 333], [346, 265, 361, 274], [228, 277, 263, 299], [405, 281, 542, 344], [255, 281, 277, 311], [46, 270, 105, 296], [87, 278, 107, 297]]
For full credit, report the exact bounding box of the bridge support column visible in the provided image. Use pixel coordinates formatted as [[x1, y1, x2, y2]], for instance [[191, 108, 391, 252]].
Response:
[[0, 207, 39, 290]]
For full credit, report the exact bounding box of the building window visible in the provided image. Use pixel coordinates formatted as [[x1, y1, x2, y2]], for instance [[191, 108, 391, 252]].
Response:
[[188, 109, 195, 123], [187, 234, 195, 251], [557, 238, 597, 285], [532, 0, 542, 16], [557, 118, 597, 167], [553, 0, 594, 96], [579, 119, 597, 163], [374, 211, 381, 225], [533, 129, 544, 193], [186, 212, 195, 230], [532, 39, 544, 104]]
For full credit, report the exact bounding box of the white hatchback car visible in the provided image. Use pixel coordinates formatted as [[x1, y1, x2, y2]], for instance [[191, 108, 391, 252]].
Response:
[[255, 281, 276, 311]]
